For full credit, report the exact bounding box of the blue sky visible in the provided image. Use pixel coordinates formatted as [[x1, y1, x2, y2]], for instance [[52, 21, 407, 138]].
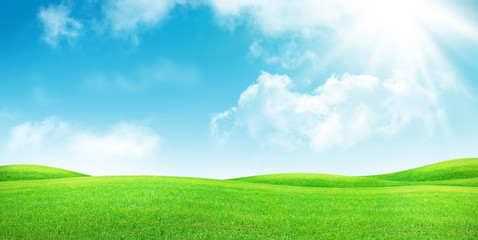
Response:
[[1, 0, 477, 178]]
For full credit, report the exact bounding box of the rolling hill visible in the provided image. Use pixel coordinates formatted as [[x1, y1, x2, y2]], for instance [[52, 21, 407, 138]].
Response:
[[231, 158, 478, 188], [369, 158, 478, 181], [0, 158, 477, 239], [231, 173, 407, 188], [0, 164, 89, 181]]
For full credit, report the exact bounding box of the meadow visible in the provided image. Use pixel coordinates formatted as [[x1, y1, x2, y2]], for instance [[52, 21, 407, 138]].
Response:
[[0, 158, 477, 239]]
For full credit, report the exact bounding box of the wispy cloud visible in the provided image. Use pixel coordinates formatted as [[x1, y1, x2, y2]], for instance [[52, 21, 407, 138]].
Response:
[[6, 117, 162, 175], [0, 109, 16, 120], [83, 59, 200, 91], [207, 0, 353, 36], [38, 3, 83, 48], [211, 71, 454, 150], [32, 88, 55, 106], [248, 39, 318, 69], [103, 0, 185, 43], [210, 108, 236, 145]]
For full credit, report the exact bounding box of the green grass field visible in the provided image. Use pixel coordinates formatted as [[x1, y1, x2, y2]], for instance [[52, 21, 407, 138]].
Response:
[[1, 158, 477, 239]]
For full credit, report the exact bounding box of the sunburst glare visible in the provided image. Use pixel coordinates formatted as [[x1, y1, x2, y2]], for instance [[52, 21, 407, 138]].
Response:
[[322, 0, 478, 77]]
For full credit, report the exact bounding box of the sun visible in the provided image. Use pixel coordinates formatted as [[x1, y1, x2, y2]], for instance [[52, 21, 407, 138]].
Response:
[[324, 0, 478, 75], [365, 0, 420, 44]]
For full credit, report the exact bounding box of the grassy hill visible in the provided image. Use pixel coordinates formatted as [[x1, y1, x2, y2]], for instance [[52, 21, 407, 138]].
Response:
[[1, 176, 477, 239], [0, 164, 89, 181], [232, 158, 478, 188], [231, 173, 407, 188], [0, 159, 477, 239], [369, 158, 478, 181]]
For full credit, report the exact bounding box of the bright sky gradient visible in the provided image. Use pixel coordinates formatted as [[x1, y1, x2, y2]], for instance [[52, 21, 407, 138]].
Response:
[[1, 0, 478, 178]]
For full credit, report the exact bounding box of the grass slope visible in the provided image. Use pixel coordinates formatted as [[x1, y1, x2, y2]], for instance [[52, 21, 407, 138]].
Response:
[[370, 158, 478, 182], [0, 164, 89, 181], [232, 158, 478, 188], [1, 176, 477, 239], [231, 173, 407, 188]]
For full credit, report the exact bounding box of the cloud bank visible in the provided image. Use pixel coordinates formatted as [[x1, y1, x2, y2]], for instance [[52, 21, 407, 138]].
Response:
[[212, 71, 450, 150], [6, 117, 161, 175]]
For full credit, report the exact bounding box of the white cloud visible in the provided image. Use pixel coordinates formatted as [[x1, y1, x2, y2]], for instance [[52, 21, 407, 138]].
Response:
[[210, 107, 236, 145], [6, 117, 162, 175], [71, 123, 160, 159], [104, 0, 185, 41], [248, 40, 318, 69], [212, 71, 449, 150], [8, 117, 68, 150], [38, 4, 83, 48], [206, 0, 478, 38], [99, 0, 355, 42], [206, 0, 354, 36]]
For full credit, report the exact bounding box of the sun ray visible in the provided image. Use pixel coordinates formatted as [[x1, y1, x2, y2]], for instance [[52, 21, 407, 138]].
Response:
[[317, 0, 478, 83]]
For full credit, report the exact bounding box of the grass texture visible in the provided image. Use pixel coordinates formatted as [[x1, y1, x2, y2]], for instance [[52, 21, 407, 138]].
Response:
[[0, 158, 477, 239]]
